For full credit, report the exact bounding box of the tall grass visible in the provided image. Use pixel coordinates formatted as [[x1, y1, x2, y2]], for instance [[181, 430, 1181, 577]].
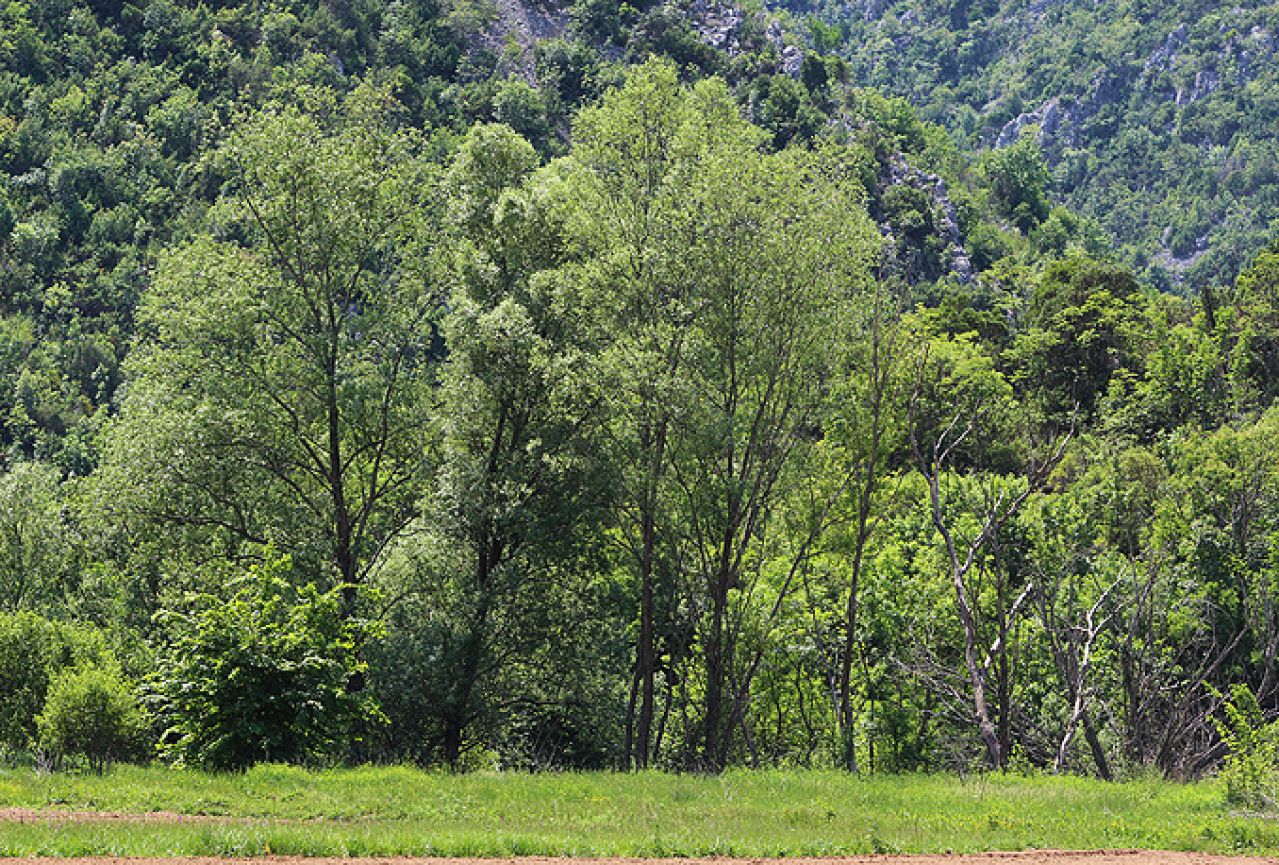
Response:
[[0, 766, 1277, 856]]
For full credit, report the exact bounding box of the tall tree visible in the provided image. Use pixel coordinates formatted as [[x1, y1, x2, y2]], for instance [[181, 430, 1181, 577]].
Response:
[[0, 461, 75, 613], [566, 60, 696, 770], [827, 281, 907, 773], [666, 97, 878, 771], [908, 330, 1071, 768], [93, 103, 437, 612], [392, 123, 608, 768]]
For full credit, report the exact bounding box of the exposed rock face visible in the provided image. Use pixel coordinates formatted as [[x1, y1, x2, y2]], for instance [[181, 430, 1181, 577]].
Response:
[[473, 0, 568, 83], [690, 0, 747, 52], [780, 44, 803, 76], [862, 0, 889, 21], [1145, 22, 1189, 74], [996, 97, 1063, 148], [1176, 67, 1218, 106], [882, 155, 974, 286], [691, 1, 799, 76]]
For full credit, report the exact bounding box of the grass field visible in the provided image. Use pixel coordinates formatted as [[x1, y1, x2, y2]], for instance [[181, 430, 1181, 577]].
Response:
[[0, 766, 1277, 858]]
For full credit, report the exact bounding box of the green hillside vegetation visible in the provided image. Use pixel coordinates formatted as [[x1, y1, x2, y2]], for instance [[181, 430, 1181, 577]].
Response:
[[775, 0, 1279, 289], [3, 0, 1279, 800]]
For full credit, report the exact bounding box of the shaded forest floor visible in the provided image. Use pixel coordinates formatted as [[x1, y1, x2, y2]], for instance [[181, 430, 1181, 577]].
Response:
[[1, 767, 1278, 857]]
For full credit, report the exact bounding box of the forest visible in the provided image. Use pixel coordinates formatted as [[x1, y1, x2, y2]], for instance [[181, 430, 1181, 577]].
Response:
[[3, 0, 1279, 785]]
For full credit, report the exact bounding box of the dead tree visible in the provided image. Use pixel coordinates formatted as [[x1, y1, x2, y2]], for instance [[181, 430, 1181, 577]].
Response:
[[1033, 559, 1124, 778], [908, 342, 1072, 769]]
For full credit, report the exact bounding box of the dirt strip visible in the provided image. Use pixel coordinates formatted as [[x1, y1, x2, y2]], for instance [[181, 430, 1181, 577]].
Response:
[[5, 856, 1279, 864], [0, 808, 236, 823]]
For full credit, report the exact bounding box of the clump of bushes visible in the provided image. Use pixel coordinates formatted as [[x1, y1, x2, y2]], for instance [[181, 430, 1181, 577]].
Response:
[[0, 611, 145, 771], [152, 555, 379, 771]]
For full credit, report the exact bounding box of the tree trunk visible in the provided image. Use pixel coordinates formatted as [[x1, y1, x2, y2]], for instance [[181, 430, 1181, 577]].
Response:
[[442, 597, 490, 771], [1082, 711, 1112, 781], [629, 411, 669, 770], [634, 421, 665, 769], [441, 534, 500, 770], [963, 610, 1004, 769], [703, 579, 728, 771], [635, 532, 657, 768], [837, 465, 875, 774], [837, 286, 889, 774]]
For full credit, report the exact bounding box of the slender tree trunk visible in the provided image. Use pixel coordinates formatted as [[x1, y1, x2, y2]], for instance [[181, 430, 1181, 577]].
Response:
[[838, 452, 877, 773], [1082, 712, 1113, 780], [633, 420, 667, 769], [624, 660, 639, 766], [996, 568, 1013, 766], [635, 534, 657, 768], [928, 471, 1004, 769], [837, 287, 889, 774], [442, 588, 492, 770], [962, 605, 1004, 768], [704, 576, 728, 770]]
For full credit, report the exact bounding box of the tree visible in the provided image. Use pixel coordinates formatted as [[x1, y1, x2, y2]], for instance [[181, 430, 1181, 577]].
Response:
[[380, 122, 609, 768], [93, 103, 437, 613], [1023, 488, 1123, 778], [565, 60, 695, 770], [908, 329, 1071, 768], [983, 133, 1051, 233], [1225, 238, 1279, 411], [0, 612, 112, 756], [568, 66, 881, 771], [0, 461, 75, 613], [1007, 257, 1145, 426], [665, 101, 878, 771], [827, 282, 908, 772]]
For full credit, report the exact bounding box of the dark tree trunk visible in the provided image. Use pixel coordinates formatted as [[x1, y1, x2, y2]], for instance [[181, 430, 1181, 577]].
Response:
[[703, 580, 728, 771], [1083, 711, 1112, 781]]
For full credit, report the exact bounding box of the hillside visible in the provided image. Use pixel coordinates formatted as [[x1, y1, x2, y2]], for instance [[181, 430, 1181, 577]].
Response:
[[773, 0, 1279, 289], [5, 0, 1279, 784], [0, 0, 1017, 468]]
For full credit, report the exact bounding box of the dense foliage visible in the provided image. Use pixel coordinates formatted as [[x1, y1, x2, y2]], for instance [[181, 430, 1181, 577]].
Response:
[[3, 0, 1279, 781]]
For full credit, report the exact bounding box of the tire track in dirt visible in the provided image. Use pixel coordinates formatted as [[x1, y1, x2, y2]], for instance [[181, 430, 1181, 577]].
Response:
[[2, 854, 1279, 859], [4, 854, 1279, 864]]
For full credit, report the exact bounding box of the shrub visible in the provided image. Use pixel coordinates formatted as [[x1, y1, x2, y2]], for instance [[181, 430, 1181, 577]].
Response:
[[0, 612, 111, 758], [153, 555, 380, 771], [982, 133, 1051, 232], [1216, 684, 1279, 809], [37, 664, 145, 773]]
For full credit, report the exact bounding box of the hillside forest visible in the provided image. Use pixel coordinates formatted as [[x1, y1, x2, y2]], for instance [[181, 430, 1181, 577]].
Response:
[[4, 0, 1279, 778]]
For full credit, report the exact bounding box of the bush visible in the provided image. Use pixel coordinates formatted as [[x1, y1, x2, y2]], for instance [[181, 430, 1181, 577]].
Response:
[[0, 612, 112, 758], [982, 133, 1051, 232], [153, 555, 380, 771], [38, 664, 145, 773]]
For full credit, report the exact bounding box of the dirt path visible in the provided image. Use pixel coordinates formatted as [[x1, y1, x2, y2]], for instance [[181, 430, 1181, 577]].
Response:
[[6, 856, 1279, 864], [0, 808, 231, 823]]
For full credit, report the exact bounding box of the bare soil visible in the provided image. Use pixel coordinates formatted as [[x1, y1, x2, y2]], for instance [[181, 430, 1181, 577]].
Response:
[[0, 808, 233, 823], [6, 855, 1279, 864]]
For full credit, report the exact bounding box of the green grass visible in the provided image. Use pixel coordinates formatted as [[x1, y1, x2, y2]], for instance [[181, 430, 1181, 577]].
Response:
[[0, 766, 1277, 857]]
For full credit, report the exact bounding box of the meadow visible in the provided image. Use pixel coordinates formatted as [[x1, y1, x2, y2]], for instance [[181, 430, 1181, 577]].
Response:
[[0, 767, 1277, 857]]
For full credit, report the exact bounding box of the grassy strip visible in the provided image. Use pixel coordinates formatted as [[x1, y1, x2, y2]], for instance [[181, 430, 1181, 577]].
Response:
[[0, 767, 1276, 857]]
